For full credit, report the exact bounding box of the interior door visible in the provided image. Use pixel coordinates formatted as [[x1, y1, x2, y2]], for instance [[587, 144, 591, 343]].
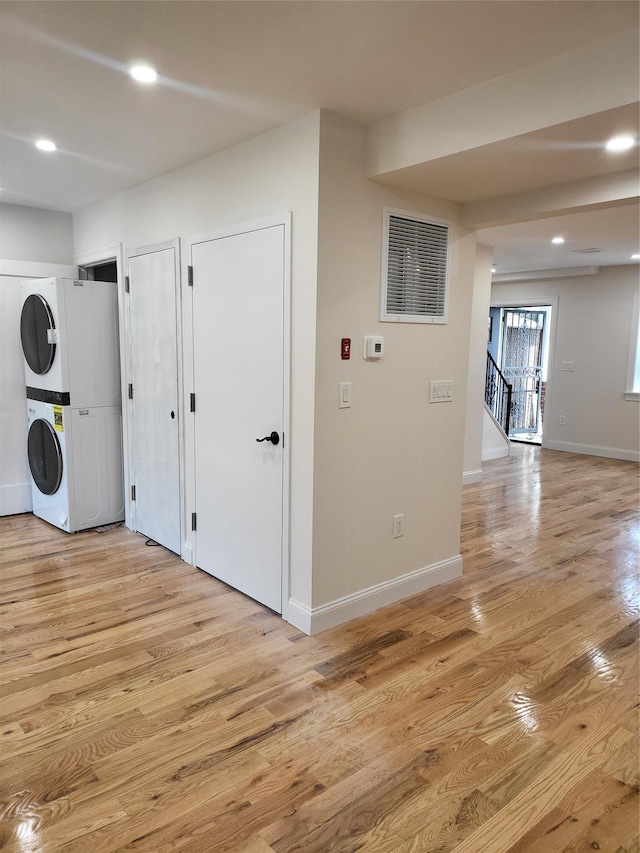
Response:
[[191, 220, 287, 613], [128, 242, 182, 554]]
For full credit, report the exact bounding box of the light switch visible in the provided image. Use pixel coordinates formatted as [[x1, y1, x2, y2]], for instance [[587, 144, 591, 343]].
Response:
[[429, 380, 454, 403], [339, 382, 351, 408]]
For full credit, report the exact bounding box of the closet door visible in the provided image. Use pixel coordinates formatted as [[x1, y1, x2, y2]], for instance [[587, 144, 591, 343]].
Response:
[[191, 219, 289, 613], [128, 241, 182, 554]]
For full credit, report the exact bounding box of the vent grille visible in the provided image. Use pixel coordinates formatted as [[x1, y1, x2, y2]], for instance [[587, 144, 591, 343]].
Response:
[[572, 247, 604, 254], [381, 212, 449, 324]]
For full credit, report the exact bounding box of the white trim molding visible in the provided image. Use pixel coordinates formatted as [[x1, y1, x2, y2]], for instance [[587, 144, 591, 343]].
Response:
[[482, 446, 510, 461], [0, 483, 32, 517], [546, 440, 639, 463], [0, 259, 77, 279], [492, 266, 599, 283], [463, 469, 483, 485], [287, 555, 463, 636]]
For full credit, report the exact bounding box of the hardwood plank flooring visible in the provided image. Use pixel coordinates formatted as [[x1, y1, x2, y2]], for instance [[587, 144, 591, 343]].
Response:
[[0, 445, 638, 852]]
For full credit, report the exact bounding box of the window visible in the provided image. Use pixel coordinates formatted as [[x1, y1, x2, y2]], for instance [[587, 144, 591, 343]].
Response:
[[380, 208, 450, 324], [625, 291, 640, 401]]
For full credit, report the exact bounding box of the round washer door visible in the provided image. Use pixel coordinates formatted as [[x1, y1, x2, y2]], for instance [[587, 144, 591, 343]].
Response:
[[21, 294, 56, 375], [28, 418, 63, 495]]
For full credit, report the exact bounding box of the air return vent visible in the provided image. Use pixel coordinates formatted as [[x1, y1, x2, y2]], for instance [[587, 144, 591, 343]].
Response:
[[572, 248, 604, 254], [380, 208, 449, 324]]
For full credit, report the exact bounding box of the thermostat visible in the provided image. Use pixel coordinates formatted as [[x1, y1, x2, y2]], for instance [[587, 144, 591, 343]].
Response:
[[363, 335, 384, 360]]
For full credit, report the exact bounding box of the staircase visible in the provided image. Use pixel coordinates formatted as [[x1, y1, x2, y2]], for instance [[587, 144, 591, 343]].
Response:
[[485, 351, 512, 435]]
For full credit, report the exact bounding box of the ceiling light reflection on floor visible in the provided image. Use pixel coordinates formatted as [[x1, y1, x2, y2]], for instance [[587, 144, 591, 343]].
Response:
[[510, 691, 539, 733], [586, 645, 619, 685], [15, 818, 40, 853]]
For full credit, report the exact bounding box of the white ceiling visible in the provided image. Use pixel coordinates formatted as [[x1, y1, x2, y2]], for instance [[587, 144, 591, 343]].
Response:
[[481, 203, 640, 276], [1, 0, 639, 274], [380, 105, 640, 204]]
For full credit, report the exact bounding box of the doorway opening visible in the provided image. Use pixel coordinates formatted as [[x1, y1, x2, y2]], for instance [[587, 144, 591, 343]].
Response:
[[489, 304, 552, 446], [74, 246, 130, 528], [78, 259, 118, 283]]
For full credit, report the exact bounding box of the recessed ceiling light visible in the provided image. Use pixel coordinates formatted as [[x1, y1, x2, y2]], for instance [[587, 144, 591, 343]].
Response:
[[35, 139, 57, 152], [130, 64, 158, 84], [605, 135, 635, 152], [551, 236, 565, 245], [632, 253, 640, 260], [491, 267, 497, 273]]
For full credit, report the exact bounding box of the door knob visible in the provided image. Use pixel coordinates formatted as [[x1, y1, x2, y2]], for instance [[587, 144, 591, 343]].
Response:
[[256, 431, 280, 446]]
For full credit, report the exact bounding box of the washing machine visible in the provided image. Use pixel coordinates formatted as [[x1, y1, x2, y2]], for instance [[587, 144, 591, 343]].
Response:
[[26, 396, 125, 533], [20, 277, 121, 407]]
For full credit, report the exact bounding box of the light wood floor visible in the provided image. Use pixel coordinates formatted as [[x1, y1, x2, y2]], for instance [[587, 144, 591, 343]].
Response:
[[1, 445, 638, 852]]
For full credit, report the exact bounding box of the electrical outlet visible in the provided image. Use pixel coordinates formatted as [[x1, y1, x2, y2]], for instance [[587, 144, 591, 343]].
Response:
[[393, 514, 404, 538], [559, 415, 566, 425]]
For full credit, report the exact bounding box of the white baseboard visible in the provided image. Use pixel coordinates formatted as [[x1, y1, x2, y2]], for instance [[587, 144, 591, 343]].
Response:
[[287, 555, 463, 636], [0, 483, 32, 517], [482, 446, 510, 461], [463, 469, 483, 485], [545, 440, 639, 463]]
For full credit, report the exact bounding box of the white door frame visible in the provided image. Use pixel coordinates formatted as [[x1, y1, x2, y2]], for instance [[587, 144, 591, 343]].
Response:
[[73, 245, 132, 520], [126, 239, 185, 555], [186, 213, 292, 618], [490, 296, 559, 449]]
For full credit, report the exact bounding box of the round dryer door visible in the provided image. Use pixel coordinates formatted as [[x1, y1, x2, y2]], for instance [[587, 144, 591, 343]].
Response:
[[28, 419, 63, 495], [21, 294, 56, 375]]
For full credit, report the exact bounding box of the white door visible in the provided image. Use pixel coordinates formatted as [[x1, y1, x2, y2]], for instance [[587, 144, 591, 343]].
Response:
[[128, 242, 182, 554], [191, 220, 288, 613]]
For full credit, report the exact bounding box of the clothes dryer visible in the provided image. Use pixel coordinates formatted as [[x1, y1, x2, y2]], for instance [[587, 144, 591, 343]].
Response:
[[27, 395, 125, 533], [20, 277, 121, 407]]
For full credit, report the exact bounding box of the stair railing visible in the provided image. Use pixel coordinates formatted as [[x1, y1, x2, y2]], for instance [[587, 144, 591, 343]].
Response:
[[485, 351, 513, 436]]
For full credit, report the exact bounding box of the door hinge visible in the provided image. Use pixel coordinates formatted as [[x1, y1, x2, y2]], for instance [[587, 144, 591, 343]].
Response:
[[190, 393, 196, 413], [128, 383, 133, 400], [131, 485, 136, 501], [188, 265, 193, 287], [124, 275, 130, 293], [191, 512, 197, 531]]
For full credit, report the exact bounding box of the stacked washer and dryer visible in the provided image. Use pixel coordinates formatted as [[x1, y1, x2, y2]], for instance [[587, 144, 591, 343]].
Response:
[[20, 277, 125, 533]]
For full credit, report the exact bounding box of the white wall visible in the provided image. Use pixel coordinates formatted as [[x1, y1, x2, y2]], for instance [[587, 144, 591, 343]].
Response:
[[0, 204, 75, 515], [1, 271, 35, 515], [302, 113, 476, 631], [0, 204, 73, 263], [71, 109, 483, 633], [74, 110, 479, 632], [492, 265, 639, 461], [482, 407, 510, 461], [463, 244, 493, 482], [73, 112, 321, 609]]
